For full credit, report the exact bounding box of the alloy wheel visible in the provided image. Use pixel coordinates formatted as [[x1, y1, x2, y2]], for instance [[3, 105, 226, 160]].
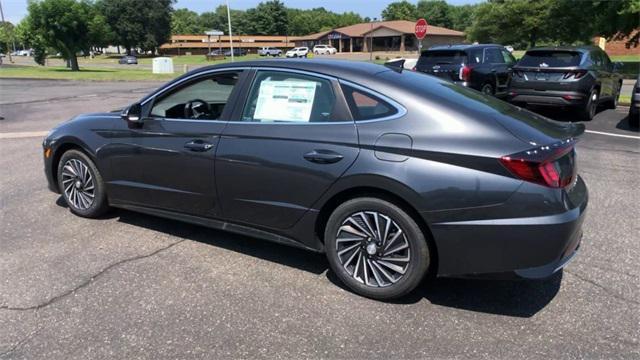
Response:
[[335, 211, 411, 287], [61, 159, 95, 210]]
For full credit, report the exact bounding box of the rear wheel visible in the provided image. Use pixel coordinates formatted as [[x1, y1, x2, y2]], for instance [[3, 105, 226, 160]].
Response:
[[57, 150, 109, 218], [325, 197, 430, 300], [481, 83, 494, 96], [578, 89, 599, 121]]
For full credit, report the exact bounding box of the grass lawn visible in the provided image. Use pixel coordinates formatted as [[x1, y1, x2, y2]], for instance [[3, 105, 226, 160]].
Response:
[[0, 65, 177, 81], [619, 94, 632, 106]]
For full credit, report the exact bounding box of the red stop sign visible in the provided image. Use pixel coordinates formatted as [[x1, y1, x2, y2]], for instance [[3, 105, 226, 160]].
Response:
[[415, 18, 428, 40]]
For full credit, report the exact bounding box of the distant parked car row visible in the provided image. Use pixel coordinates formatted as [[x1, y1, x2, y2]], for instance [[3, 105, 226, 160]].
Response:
[[408, 44, 623, 121]]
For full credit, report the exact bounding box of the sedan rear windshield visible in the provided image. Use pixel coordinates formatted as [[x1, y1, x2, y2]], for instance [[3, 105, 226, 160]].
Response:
[[418, 50, 468, 66], [518, 50, 582, 68]]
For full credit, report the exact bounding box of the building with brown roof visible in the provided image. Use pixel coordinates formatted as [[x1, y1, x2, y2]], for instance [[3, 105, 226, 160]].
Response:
[[159, 20, 466, 55], [292, 20, 466, 53]]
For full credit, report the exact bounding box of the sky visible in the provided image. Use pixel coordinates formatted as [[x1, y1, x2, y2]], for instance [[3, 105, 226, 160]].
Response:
[[1, 0, 481, 25]]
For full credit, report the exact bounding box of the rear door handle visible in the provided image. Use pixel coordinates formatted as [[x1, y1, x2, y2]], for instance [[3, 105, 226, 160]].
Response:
[[303, 150, 344, 164], [184, 140, 214, 152]]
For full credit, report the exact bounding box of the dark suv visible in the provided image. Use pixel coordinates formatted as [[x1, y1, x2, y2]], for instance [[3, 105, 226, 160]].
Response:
[[415, 44, 516, 97], [508, 46, 623, 121]]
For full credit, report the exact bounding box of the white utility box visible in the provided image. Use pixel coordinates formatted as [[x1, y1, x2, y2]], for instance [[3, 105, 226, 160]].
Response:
[[152, 57, 174, 74]]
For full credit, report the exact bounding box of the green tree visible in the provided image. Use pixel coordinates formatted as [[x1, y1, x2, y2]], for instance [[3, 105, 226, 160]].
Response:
[[381, 1, 417, 21], [171, 8, 205, 35], [24, 0, 107, 70], [249, 0, 288, 35], [467, 0, 552, 48], [0, 21, 15, 54], [97, 0, 174, 54], [449, 4, 478, 32], [416, 0, 452, 28]]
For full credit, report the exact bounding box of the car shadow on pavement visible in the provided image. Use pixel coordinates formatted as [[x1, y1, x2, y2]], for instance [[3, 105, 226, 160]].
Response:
[[56, 197, 561, 317], [114, 208, 329, 275], [616, 114, 640, 132], [326, 270, 562, 318]]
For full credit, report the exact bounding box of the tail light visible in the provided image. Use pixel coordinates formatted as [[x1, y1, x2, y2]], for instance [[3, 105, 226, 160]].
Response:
[[500, 140, 577, 188], [459, 65, 472, 82], [562, 70, 587, 79]]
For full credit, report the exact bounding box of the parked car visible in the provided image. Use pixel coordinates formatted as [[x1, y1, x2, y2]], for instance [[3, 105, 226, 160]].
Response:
[[224, 48, 247, 57], [207, 49, 225, 57], [258, 47, 282, 57], [313, 44, 337, 55], [43, 60, 587, 300], [118, 55, 138, 65], [285, 47, 309, 58], [415, 44, 517, 97], [629, 76, 639, 128], [508, 46, 623, 121]]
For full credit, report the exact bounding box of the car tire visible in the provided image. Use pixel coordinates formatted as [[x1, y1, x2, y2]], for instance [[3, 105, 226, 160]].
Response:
[[579, 89, 599, 121], [609, 84, 621, 109], [481, 83, 494, 96], [629, 109, 639, 128], [324, 197, 430, 300], [57, 149, 109, 218]]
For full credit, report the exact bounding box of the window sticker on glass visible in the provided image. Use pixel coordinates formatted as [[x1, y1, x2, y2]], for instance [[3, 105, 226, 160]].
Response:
[[253, 80, 317, 122]]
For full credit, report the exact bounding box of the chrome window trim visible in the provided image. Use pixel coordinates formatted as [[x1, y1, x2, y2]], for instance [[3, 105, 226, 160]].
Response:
[[338, 79, 407, 123], [140, 67, 247, 107]]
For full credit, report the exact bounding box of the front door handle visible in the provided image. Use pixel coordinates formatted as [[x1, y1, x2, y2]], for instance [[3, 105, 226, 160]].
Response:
[[184, 140, 214, 152], [303, 149, 344, 164]]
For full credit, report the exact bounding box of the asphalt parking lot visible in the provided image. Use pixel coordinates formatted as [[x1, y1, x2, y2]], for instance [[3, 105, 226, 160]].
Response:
[[0, 79, 638, 359]]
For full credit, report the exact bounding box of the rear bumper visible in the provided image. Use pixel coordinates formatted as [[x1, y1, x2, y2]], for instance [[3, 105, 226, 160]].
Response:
[[507, 89, 587, 107], [431, 177, 588, 278]]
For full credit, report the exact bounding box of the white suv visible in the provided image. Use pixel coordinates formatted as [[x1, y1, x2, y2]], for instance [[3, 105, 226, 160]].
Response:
[[313, 45, 337, 55], [285, 47, 309, 58]]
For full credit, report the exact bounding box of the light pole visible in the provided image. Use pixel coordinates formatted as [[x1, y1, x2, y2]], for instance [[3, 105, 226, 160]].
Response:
[[369, 17, 377, 62], [226, 0, 234, 62]]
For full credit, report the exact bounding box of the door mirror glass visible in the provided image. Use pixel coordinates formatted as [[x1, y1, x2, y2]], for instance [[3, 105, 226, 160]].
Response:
[[121, 103, 142, 123]]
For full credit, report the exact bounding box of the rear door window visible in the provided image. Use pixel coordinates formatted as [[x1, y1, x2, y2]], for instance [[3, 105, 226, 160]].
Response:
[[484, 48, 505, 64], [241, 71, 336, 123], [519, 51, 582, 68], [341, 85, 397, 121], [418, 50, 468, 66]]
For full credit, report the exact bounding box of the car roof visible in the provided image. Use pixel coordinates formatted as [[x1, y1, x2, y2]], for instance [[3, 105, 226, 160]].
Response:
[[427, 44, 504, 51], [184, 59, 390, 82], [525, 45, 599, 54]]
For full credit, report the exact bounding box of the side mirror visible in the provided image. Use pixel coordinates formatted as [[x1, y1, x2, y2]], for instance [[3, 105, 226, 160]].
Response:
[[121, 103, 142, 123]]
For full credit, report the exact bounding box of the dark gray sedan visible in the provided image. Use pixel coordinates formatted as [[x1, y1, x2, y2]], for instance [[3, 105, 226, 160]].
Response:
[[42, 60, 587, 300], [118, 55, 138, 65]]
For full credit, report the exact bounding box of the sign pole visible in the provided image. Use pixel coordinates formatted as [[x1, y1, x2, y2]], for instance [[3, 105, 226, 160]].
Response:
[[414, 18, 428, 55]]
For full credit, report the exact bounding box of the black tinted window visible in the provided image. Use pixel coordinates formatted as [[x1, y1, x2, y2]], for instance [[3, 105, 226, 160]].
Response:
[[418, 50, 468, 66], [484, 48, 505, 63], [341, 85, 397, 121], [519, 51, 582, 67]]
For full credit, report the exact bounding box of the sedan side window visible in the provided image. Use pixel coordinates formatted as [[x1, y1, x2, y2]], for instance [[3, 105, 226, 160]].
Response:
[[150, 72, 241, 120], [242, 71, 336, 123], [341, 85, 397, 121]]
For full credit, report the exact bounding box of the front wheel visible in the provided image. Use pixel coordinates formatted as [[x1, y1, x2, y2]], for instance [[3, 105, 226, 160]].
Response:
[[57, 149, 109, 218], [325, 197, 430, 300]]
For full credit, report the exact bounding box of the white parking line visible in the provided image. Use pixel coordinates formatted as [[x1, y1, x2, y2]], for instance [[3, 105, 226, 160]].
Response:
[[584, 130, 640, 140], [0, 131, 49, 139]]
